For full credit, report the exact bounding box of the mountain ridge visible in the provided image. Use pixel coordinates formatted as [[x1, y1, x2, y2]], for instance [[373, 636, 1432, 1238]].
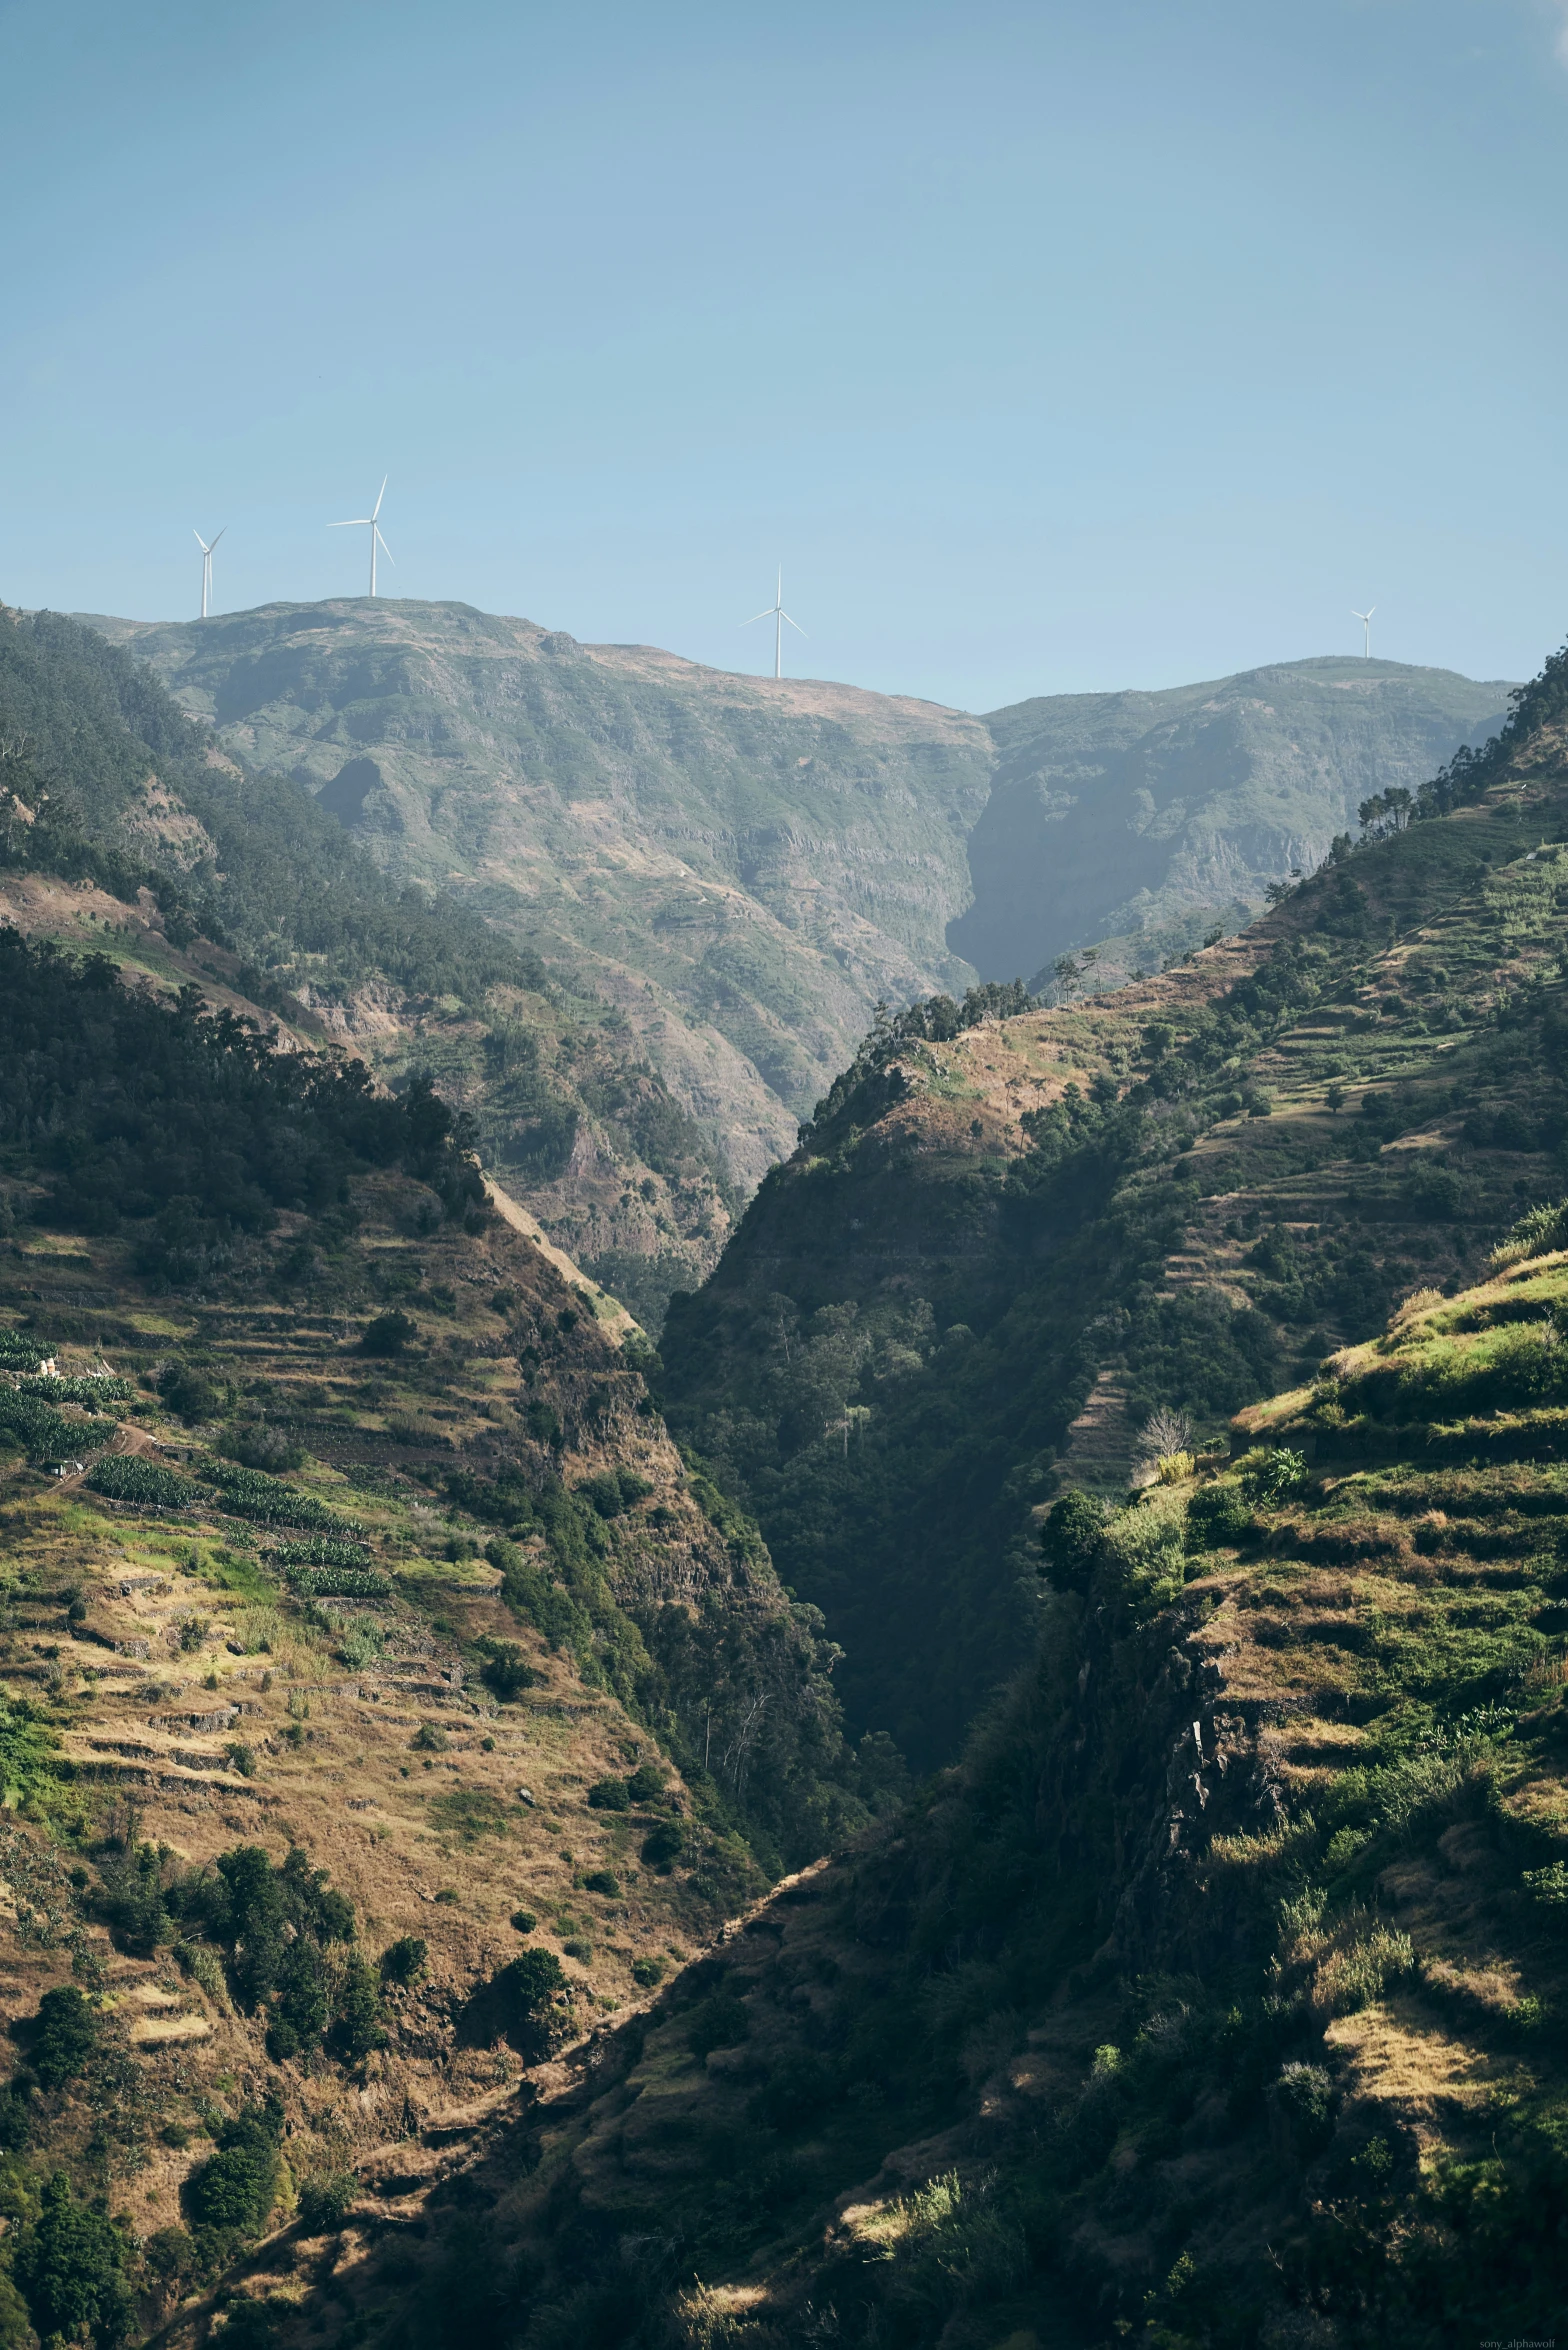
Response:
[[76, 603, 1507, 1229]]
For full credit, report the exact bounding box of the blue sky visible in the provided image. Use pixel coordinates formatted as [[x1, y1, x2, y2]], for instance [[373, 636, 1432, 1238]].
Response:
[[3, 0, 1568, 708]]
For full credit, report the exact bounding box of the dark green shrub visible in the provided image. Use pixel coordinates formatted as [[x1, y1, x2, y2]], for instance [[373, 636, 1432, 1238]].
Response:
[[360, 1311, 416, 1358], [1238, 1447, 1306, 1506], [332, 1956, 385, 2063], [296, 2171, 356, 2235], [0, 2087, 31, 2154], [29, 1985, 99, 2089], [158, 1361, 224, 1423], [1274, 2060, 1336, 2154], [98, 1840, 172, 1955], [582, 1870, 621, 1897], [220, 1420, 304, 1472], [14, 2171, 130, 2348], [510, 1909, 537, 1934], [1038, 1490, 1107, 1593], [578, 1472, 627, 1518], [266, 1940, 328, 2060], [491, 1949, 570, 2058], [182, 2101, 282, 2234], [630, 1955, 666, 1989], [690, 1991, 750, 2059], [379, 1936, 428, 1985], [626, 1762, 666, 1804], [747, 2053, 839, 2131], [1185, 1478, 1255, 1552], [525, 1399, 562, 1448], [478, 1642, 538, 1701], [411, 1722, 448, 1754], [642, 1820, 685, 1871], [587, 1777, 631, 1811]]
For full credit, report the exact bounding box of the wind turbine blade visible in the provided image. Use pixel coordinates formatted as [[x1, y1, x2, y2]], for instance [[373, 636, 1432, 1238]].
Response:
[[782, 613, 808, 636], [193, 529, 210, 552], [329, 519, 372, 529], [742, 609, 774, 626], [372, 475, 388, 519], [210, 528, 225, 549], [375, 527, 395, 565]]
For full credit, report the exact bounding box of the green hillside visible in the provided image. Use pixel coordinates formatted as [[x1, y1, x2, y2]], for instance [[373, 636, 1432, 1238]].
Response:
[[230, 1208, 1568, 2350], [659, 646, 1568, 1766], [0, 891, 915, 2344], [956, 655, 1511, 992], [1, 606, 737, 1329]]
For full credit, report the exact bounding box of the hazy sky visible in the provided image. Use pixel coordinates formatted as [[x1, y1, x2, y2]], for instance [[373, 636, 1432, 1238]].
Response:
[[3, 0, 1567, 708]]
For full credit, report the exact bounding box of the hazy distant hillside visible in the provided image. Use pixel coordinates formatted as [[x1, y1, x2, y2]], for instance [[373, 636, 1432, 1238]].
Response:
[[82, 600, 995, 1191], [84, 606, 1508, 1208], [956, 654, 1511, 987]]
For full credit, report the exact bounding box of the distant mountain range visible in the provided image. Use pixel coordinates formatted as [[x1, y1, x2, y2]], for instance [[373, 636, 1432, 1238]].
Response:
[[958, 654, 1514, 988], [79, 597, 1508, 1213]]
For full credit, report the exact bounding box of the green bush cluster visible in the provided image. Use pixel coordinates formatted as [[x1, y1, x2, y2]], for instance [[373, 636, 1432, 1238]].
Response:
[[286, 1567, 391, 1600], [268, 1538, 372, 1569], [182, 2099, 284, 2237], [13, 1374, 132, 1408], [204, 1460, 363, 1534], [97, 1841, 385, 2068], [84, 1454, 194, 1508], [0, 1388, 113, 1463]]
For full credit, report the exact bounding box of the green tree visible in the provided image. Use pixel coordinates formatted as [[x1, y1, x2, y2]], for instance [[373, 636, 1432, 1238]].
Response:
[[332, 1956, 385, 2064], [29, 1985, 99, 2090], [182, 2102, 282, 2236], [14, 2172, 130, 2347], [266, 1940, 328, 2061], [1038, 1490, 1107, 1595]]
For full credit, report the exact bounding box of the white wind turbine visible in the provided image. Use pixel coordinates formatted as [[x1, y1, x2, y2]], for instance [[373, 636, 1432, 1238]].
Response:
[[193, 527, 225, 620], [330, 476, 394, 596], [1352, 605, 1376, 658], [743, 566, 806, 680]]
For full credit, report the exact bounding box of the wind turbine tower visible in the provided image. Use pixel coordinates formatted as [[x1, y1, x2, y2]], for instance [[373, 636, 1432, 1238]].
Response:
[[1352, 606, 1376, 659], [743, 567, 806, 680], [330, 477, 394, 596], [193, 528, 224, 620]]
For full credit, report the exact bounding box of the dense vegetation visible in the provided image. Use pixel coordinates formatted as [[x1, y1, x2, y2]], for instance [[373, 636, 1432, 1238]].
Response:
[[0, 607, 543, 1005], [0, 927, 489, 1280], [0, 914, 888, 1879], [321, 1206, 1568, 2349], [662, 643, 1568, 1763]]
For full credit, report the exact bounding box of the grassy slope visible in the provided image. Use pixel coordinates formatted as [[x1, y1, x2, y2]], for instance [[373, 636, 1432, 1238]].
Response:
[[0, 907, 893, 2342], [0, 1175, 777, 2331], [661, 721, 1568, 1765], [280, 1230, 1568, 2350]]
